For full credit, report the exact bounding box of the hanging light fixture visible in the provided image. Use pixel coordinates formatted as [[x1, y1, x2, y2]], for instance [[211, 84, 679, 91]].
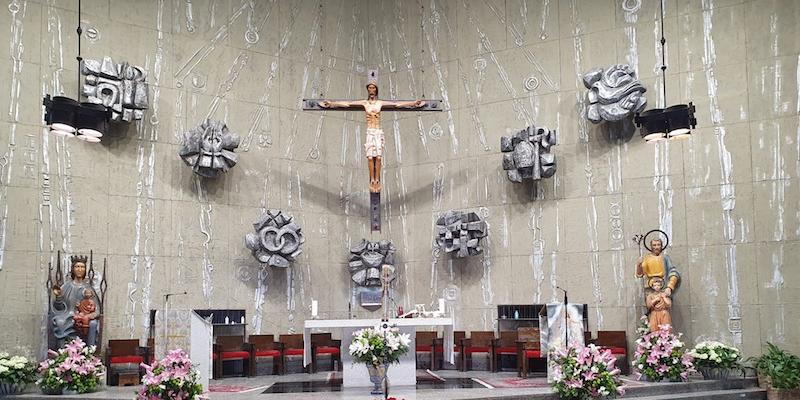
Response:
[[42, 0, 110, 142], [634, 0, 697, 142]]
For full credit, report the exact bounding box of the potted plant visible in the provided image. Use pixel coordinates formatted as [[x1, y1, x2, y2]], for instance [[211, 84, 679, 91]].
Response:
[[0, 352, 36, 395], [687, 341, 741, 380], [348, 323, 411, 395], [550, 343, 626, 399], [747, 343, 800, 400], [632, 325, 695, 382], [37, 337, 104, 395], [137, 349, 203, 400]]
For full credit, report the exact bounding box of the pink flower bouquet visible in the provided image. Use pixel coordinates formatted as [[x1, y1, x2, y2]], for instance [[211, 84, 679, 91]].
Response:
[[550, 343, 626, 399], [632, 325, 694, 382], [37, 337, 104, 393], [137, 349, 203, 400]]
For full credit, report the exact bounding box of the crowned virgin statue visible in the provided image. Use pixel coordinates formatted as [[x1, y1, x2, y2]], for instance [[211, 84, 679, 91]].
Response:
[[50, 255, 102, 347]]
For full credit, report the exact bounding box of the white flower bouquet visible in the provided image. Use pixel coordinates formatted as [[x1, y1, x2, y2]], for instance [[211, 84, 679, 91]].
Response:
[[348, 324, 411, 365], [688, 341, 741, 370]]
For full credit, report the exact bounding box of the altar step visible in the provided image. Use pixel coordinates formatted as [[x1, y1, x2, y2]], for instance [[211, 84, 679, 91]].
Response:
[[619, 378, 764, 399], [463, 378, 765, 400], [633, 387, 766, 399]]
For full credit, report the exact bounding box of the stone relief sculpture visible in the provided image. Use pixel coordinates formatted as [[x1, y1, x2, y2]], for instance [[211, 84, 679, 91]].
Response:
[[179, 119, 241, 178], [583, 64, 647, 138], [245, 210, 304, 268], [348, 239, 396, 287], [501, 125, 557, 183], [435, 211, 488, 258], [81, 56, 149, 122], [47, 251, 107, 349]]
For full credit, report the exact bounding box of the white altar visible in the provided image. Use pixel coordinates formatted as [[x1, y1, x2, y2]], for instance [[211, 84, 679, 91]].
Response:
[[303, 318, 454, 387]]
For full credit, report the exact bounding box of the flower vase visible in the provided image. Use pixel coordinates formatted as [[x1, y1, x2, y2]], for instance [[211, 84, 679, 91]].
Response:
[[367, 363, 389, 395], [0, 381, 26, 395], [39, 385, 63, 395], [699, 367, 730, 380]]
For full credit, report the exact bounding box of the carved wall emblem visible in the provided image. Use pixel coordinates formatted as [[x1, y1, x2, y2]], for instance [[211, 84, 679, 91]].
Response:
[[500, 125, 557, 183], [179, 119, 240, 178], [435, 211, 488, 258], [245, 210, 304, 268], [81, 56, 149, 122]]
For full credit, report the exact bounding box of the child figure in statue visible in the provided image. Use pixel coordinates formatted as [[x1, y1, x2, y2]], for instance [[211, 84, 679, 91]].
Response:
[[74, 289, 98, 337], [645, 277, 672, 332]]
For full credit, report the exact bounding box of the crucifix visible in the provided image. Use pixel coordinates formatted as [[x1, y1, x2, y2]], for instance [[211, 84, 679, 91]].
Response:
[[303, 74, 442, 231]]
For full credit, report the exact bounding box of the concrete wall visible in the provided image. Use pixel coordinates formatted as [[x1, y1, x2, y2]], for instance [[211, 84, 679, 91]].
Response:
[[0, 0, 797, 358]]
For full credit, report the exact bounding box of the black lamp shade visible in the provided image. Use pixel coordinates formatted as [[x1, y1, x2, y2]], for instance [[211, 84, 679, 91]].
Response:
[[43, 95, 79, 134], [665, 103, 697, 139], [76, 102, 109, 138], [635, 108, 669, 141]]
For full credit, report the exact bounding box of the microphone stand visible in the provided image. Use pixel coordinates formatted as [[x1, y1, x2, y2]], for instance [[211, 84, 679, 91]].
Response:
[[163, 291, 187, 352]]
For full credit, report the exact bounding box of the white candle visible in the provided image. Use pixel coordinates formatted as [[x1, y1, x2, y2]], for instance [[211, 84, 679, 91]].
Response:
[[311, 300, 319, 317], [438, 298, 445, 313]]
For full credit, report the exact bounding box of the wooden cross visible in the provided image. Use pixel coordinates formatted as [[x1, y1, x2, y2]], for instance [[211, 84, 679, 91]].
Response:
[[303, 82, 442, 231]]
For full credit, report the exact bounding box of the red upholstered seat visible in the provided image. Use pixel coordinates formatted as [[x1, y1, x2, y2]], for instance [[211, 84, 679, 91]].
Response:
[[109, 355, 144, 364], [496, 346, 517, 354], [285, 348, 304, 356], [607, 347, 626, 355], [316, 346, 340, 355], [435, 346, 461, 352], [221, 351, 250, 360], [524, 350, 542, 358], [465, 346, 491, 354], [416, 345, 433, 352], [255, 350, 281, 358]]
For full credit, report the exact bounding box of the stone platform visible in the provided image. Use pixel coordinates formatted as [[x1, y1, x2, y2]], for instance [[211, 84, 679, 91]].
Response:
[[6, 372, 763, 400]]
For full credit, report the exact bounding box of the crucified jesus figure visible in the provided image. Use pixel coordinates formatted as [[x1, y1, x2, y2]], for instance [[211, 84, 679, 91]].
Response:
[[319, 83, 425, 193]]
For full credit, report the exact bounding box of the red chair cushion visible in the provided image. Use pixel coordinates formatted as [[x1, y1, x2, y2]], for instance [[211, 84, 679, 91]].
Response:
[[496, 346, 517, 354], [435, 346, 461, 352], [525, 350, 542, 358], [221, 351, 250, 360], [285, 348, 304, 356], [316, 346, 340, 355], [109, 356, 144, 364], [465, 346, 491, 354], [416, 345, 433, 352], [255, 350, 281, 358], [607, 347, 626, 355]]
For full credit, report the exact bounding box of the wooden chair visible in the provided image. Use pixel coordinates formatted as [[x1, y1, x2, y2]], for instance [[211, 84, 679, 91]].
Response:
[[517, 327, 544, 378], [460, 331, 494, 372], [493, 331, 518, 372], [248, 334, 282, 376], [433, 330, 465, 370], [278, 334, 305, 374], [595, 331, 629, 374], [106, 339, 148, 386], [310, 333, 342, 373], [415, 331, 438, 370], [213, 335, 251, 379]]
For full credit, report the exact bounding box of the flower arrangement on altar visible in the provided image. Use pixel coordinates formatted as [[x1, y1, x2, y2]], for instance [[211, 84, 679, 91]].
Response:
[[348, 324, 411, 365], [37, 337, 104, 394], [0, 351, 37, 394], [549, 343, 626, 399], [137, 349, 203, 400], [632, 324, 694, 382]]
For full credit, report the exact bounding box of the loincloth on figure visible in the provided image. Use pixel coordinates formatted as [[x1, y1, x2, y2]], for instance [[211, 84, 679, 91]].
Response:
[[364, 128, 385, 158]]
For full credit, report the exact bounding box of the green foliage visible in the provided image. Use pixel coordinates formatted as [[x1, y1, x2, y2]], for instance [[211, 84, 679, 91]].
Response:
[[747, 343, 800, 390]]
